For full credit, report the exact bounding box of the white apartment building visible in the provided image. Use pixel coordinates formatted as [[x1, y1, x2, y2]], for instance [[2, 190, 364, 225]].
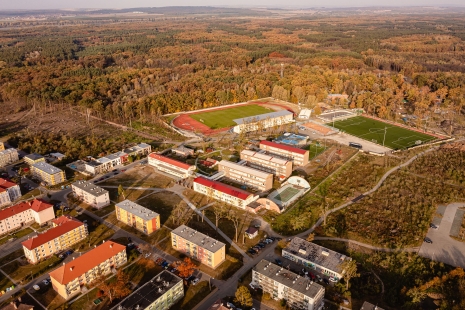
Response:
[[71, 180, 110, 209], [0, 178, 21, 207], [260, 140, 309, 166], [0, 199, 55, 235], [252, 259, 325, 310], [240, 149, 292, 179], [148, 153, 196, 179], [217, 160, 273, 191], [0, 148, 19, 168], [232, 110, 294, 134], [193, 176, 258, 209]]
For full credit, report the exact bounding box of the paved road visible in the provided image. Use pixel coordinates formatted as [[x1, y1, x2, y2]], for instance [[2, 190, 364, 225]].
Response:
[[1, 231, 34, 257]]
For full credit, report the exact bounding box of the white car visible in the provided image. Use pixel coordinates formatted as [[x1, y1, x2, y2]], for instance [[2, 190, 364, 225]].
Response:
[[144, 252, 152, 258], [191, 278, 200, 285], [33, 285, 40, 291]]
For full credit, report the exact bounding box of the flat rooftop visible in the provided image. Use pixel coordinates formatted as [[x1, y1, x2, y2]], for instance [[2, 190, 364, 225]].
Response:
[[233, 110, 293, 125], [254, 259, 324, 300], [115, 199, 159, 221], [171, 224, 225, 253], [72, 180, 108, 197], [32, 162, 63, 175], [219, 160, 272, 179], [241, 150, 289, 165], [24, 153, 44, 161]]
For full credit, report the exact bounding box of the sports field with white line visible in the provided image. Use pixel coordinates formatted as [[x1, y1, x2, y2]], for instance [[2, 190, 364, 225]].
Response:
[[332, 116, 436, 150]]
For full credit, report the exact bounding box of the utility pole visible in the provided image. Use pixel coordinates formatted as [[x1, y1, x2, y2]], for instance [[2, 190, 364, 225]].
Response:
[[382, 127, 387, 147]]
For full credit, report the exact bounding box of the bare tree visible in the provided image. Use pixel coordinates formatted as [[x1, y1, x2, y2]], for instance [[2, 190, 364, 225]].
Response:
[[227, 210, 241, 242], [212, 204, 228, 230]]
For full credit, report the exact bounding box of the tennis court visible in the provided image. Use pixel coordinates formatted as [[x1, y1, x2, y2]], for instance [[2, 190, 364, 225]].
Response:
[[272, 186, 300, 203]]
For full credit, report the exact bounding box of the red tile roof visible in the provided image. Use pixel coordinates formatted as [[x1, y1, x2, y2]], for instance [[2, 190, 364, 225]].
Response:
[[0, 178, 18, 193], [0, 199, 53, 221], [194, 177, 252, 200], [49, 241, 126, 285], [260, 140, 307, 155], [22, 216, 84, 250], [148, 153, 193, 170]]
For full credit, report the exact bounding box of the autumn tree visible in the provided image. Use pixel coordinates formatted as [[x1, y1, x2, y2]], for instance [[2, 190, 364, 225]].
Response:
[[212, 204, 228, 230], [234, 285, 253, 307], [176, 257, 196, 278], [340, 259, 360, 290], [306, 233, 315, 242], [97, 269, 131, 303], [117, 184, 126, 200]]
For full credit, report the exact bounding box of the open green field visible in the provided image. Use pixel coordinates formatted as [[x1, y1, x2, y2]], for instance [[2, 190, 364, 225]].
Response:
[[189, 104, 273, 129], [309, 141, 327, 159], [332, 116, 436, 150]]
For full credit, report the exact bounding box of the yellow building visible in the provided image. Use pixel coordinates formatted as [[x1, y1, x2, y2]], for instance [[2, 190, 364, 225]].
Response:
[[31, 162, 66, 185], [0, 142, 4, 151], [24, 153, 45, 166], [115, 200, 160, 235]]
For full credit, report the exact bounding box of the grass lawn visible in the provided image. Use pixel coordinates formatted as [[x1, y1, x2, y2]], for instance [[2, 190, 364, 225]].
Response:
[[189, 104, 273, 129], [31, 285, 66, 310], [123, 258, 164, 285], [136, 191, 185, 227], [106, 188, 154, 203], [0, 276, 14, 292], [309, 142, 327, 160], [0, 227, 33, 246], [183, 188, 211, 208], [98, 166, 173, 189], [20, 188, 41, 200], [1, 255, 62, 282], [175, 281, 213, 310], [332, 116, 436, 150], [0, 249, 24, 267], [71, 213, 116, 252]]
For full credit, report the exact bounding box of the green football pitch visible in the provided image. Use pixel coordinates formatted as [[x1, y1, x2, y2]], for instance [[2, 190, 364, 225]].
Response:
[[332, 116, 436, 150], [189, 104, 273, 129]]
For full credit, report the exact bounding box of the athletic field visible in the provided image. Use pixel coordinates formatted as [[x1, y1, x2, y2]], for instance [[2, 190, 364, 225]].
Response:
[[189, 104, 272, 129], [332, 116, 436, 150]]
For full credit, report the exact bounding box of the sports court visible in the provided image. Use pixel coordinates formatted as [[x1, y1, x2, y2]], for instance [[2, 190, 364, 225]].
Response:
[[272, 186, 300, 203], [268, 177, 311, 209], [274, 133, 309, 146]]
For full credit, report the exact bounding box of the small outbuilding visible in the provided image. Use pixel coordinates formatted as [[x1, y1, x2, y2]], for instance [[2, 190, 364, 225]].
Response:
[[245, 227, 259, 239]]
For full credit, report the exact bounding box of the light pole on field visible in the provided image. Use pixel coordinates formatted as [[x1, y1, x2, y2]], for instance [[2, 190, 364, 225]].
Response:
[[382, 127, 387, 147]]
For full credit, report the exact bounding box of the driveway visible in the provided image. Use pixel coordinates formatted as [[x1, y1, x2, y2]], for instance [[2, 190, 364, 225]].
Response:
[[419, 203, 465, 268]]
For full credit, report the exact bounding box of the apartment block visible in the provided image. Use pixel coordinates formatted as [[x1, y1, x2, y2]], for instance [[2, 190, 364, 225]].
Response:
[[115, 200, 160, 235], [148, 153, 196, 179], [0, 199, 54, 235], [22, 216, 88, 264], [111, 270, 184, 310], [71, 180, 110, 209], [0, 178, 21, 207], [217, 160, 273, 191], [240, 149, 292, 179], [49, 241, 127, 299], [193, 176, 258, 209], [0, 148, 19, 168], [282, 237, 351, 281], [171, 225, 226, 269], [124, 143, 152, 157], [31, 162, 66, 186], [260, 140, 309, 166], [252, 259, 325, 310], [24, 153, 45, 166]]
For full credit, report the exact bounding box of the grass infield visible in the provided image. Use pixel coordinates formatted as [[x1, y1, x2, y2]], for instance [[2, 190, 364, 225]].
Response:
[[274, 186, 300, 203], [189, 104, 272, 129], [332, 116, 436, 150]]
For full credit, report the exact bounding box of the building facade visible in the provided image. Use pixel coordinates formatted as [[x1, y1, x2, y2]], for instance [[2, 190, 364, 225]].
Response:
[[232, 110, 294, 134], [217, 160, 273, 191], [193, 177, 258, 209], [22, 216, 88, 264], [0, 149, 19, 168], [171, 225, 226, 269], [0, 199, 55, 235], [252, 259, 325, 310], [24, 153, 45, 166], [49, 241, 127, 299], [115, 200, 160, 235], [259, 140, 309, 166], [0, 178, 21, 207], [0, 142, 4, 151], [31, 162, 66, 185], [240, 150, 292, 179], [282, 237, 351, 281], [71, 180, 110, 209], [148, 153, 196, 179]]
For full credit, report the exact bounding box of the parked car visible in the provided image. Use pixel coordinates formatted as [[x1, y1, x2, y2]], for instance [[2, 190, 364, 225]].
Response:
[[65, 250, 73, 255], [144, 252, 152, 258], [323, 278, 330, 285], [424, 237, 433, 244], [248, 249, 257, 255], [191, 277, 199, 285], [329, 277, 338, 283], [33, 285, 40, 291], [155, 258, 164, 265], [161, 261, 169, 269], [275, 259, 282, 266], [187, 275, 196, 282], [42, 279, 50, 285], [301, 268, 308, 275], [430, 223, 438, 229], [316, 275, 322, 282]]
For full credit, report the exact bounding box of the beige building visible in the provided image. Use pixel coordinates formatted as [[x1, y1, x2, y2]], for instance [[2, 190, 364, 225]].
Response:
[[71, 180, 110, 209], [148, 153, 196, 179], [0, 148, 19, 168], [24, 153, 45, 166], [0, 142, 4, 151], [218, 160, 273, 191], [31, 162, 66, 185], [171, 225, 226, 269], [49, 241, 127, 299], [240, 149, 292, 180], [232, 110, 294, 134], [0, 199, 55, 235], [115, 200, 160, 235], [260, 140, 309, 166], [22, 216, 88, 264], [0, 178, 21, 207]]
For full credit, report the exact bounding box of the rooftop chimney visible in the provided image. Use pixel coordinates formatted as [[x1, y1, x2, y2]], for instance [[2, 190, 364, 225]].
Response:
[[70, 267, 74, 271]]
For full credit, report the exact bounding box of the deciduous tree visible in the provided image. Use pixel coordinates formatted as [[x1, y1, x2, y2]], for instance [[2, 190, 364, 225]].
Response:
[[176, 257, 196, 278], [234, 285, 253, 307]]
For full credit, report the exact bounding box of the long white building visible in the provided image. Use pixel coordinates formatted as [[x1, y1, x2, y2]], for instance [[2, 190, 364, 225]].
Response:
[[240, 149, 292, 180], [260, 140, 309, 166], [71, 180, 110, 209], [148, 153, 196, 179], [232, 110, 294, 134], [218, 160, 273, 191]]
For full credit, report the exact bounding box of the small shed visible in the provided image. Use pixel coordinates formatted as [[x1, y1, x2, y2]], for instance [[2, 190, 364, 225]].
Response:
[[245, 227, 259, 239]]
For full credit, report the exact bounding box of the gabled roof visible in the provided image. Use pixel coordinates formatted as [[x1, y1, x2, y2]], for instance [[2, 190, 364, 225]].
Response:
[[260, 140, 307, 155], [194, 177, 252, 200], [49, 241, 126, 285], [22, 216, 84, 250], [148, 153, 193, 170], [0, 199, 53, 221], [0, 178, 18, 193]]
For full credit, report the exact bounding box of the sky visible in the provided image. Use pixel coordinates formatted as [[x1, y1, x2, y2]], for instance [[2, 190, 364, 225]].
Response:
[[0, 0, 463, 10]]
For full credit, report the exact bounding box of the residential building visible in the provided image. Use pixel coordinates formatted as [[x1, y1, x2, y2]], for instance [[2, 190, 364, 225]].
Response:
[[84, 160, 104, 175], [0, 199, 55, 235], [0, 142, 4, 151], [31, 162, 66, 185], [171, 225, 226, 269], [260, 140, 309, 166], [217, 160, 273, 191], [124, 143, 152, 157], [49, 241, 127, 299], [0, 178, 21, 207], [148, 153, 195, 179], [252, 259, 325, 310], [232, 110, 294, 134], [172, 145, 195, 157], [24, 153, 45, 166], [111, 270, 184, 310], [115, 200, 160, 235], [282, 237, 351, 281], [22, 216, 88, 264], [360, 302, 384, 310], [193, 176, 258, 209], [240, 149, 292, 179], [206, 300, 230, 310], [0, 148, 19, 168], [50, 152, 66, 161], [71, 180, 110, 209], [1, 298, 34, 310]]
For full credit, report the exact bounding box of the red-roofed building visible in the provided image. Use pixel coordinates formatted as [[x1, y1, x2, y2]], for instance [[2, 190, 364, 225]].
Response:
[[49, 241, 127, 299], [260, 140, 309, 166], [193, 177, 258, 209], [0, 178, 21, 207], [0, 199, 54, 235], [22, 216, 88, 264], [148, 153, 195, 179]]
